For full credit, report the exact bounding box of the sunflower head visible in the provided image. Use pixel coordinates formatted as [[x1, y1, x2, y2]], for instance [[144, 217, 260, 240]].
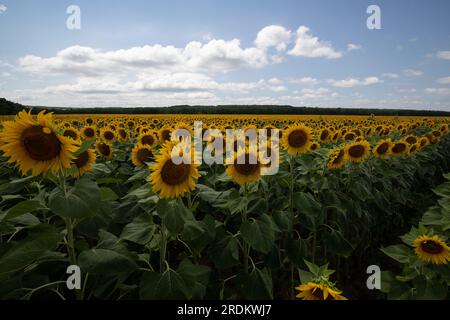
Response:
[[131, 143, 155, 167], [100, 128, 116, 142], [390, 140, 409, 157], [282, 124, 313, 155], [373, 139, 392, 159], [327, 147, 348, 170], [413, 235, 450, 265], [149, 143, 200, 199], [295, 282, 347, 300], [345, 140, 371, 163], [81, 126, 97, 140], [226, 148, 262, 185], [0, 110, 78, 176], [72, 148, 96, 177], [138, 132, 157, 147], [96, 141, 113, 160]]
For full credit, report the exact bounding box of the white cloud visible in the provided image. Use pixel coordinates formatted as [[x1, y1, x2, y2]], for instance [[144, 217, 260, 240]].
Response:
[[267, 77, 283, 85], [403, 69, 423, 77], [347, 43, 362, 51], [18, 40, 268, 76], [288, 26, 342, 59], [397, 88, 417, 93], [437, 51, 450, 60], [409, 37, 418, 43], [1, 72, 11, 77], [289, 77, 320, 86], [328, 77, 383, 88], [254, 25, 291, 51], [436, 76, 450, 84], [383, 73, 399, 79], [0, 4, 7, 14], [268, 85, 287, 92], [425, 88, 450, 95]]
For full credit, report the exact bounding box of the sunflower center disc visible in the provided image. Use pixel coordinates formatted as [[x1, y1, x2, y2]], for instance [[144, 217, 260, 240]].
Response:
[[63, 129, 78, 140], [137, 148, 154, 163], [421, 240, 444, 254], [73, 150, 90, 168], [84, 128, 95, 137], [376, 143, 389, 154], [21, 125, 61, 161], [162, 130, 171, 141], [234, 153, 259, 176], [392, 143, 406, 153], [141, 135, 154, 145], [161, 160, 190, 185], [349, 145, 365, 158], [98, 143, 111, 156], [104, 131, 114, 140], [288, 130, 307, 147]]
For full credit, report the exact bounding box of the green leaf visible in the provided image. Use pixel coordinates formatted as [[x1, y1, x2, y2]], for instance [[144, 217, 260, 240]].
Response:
[[120, 214, 156, 245], [74, 139, 94, 156], [208, 235, 240, 269], [381, 244, 412, 263], [140, 269, 189, 299], [303, 260, 320, 276], [293, 192, 321, 231], [0, 228, 60, 280], [156, 199, 188, 235], [177, 259, 211, 299], [414, 276, 447, 300], [240, 267, 273, 299], [49, 178, 101, 218], [240, 214, 275, 254], [78, 249, 136, 275], [3, 200, 47, 221], [324, 229, 354, 257], [100, 187, 119, 201]]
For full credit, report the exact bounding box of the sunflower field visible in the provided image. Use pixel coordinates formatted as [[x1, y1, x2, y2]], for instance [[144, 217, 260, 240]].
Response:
[[0, 110, 449, 300]]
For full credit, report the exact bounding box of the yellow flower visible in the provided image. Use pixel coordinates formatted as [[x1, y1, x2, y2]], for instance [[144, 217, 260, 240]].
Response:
[[72, 148, 96, 177], [327, 148, 348, 170], [295, 282, 347, 300], [413, 235, 450, 265], [149, 143, 200, 199], [281, 124, 313, 155], [226, 148, 262, 185], [131, 143, 155, 167], [0, 110, 78, 176], [95, 141, 113, 160], [345, 140, 371, 163]]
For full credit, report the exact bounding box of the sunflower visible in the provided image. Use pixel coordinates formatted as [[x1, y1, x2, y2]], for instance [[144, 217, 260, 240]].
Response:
[[81, 126, 96, 140], [149, 144, 200, 199], [281, 124, 313, 155], [390, 140, 409, 157], [96, 141, 113, 160], [345, 140, 370, 163], [0, 110, 78, 176], [71, 148, 96, 177], [373, 139, 392, 158], [131, 143, 155, 167], [310, 142, 320, 151], [409, 143, 420, 154], [138, 132, 157, 148], [295, 282, 347, 300], [405, 135, 418, 145], [226, 149, 262, 185], [158, 127, 172, 142], [117, 128, 129, 143], [62, 126, 80, 142], [327, 148, 348, 170], [100, 128, 116, 142], [413, 235, 450, 265]]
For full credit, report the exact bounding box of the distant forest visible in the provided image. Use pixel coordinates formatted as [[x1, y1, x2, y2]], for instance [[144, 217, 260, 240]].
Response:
[[1, 97, 449, 117]]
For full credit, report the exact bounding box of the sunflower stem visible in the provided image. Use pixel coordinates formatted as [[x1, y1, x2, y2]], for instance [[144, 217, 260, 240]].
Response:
[[242, 183, 249, 274], [288, 155, 296, 299], [160, 222, 168, 273], [58, 170, 81, 300]]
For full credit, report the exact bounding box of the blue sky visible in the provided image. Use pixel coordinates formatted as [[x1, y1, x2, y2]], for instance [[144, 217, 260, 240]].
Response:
[[0, 0, 449, 110]]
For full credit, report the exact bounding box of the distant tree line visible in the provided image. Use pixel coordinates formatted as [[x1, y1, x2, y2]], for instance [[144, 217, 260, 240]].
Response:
[[1, 97, 449, 117]]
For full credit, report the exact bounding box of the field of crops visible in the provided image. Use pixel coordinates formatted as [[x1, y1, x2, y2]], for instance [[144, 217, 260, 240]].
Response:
[[0, 110, 449, 300]]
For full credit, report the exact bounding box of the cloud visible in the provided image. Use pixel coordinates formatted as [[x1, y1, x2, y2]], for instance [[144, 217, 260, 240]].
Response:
[[408, 37, 418, 43], [397, 88, 417, 93], [382, 73, 399, 79], [328, 77, 383, 88], [436, 76, 450, 84], [402, 69, 423, 77], [347, 43, 362, 51], [267, 77, 283, 85], [437, 51, 450, 60], [18, 40, 268, 76], [289, 77, 320, 86], [254, 25, 291, 51], [288, 26, 342, 59], [0, 4, 7, 14], [425, 88, 450, 95]]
